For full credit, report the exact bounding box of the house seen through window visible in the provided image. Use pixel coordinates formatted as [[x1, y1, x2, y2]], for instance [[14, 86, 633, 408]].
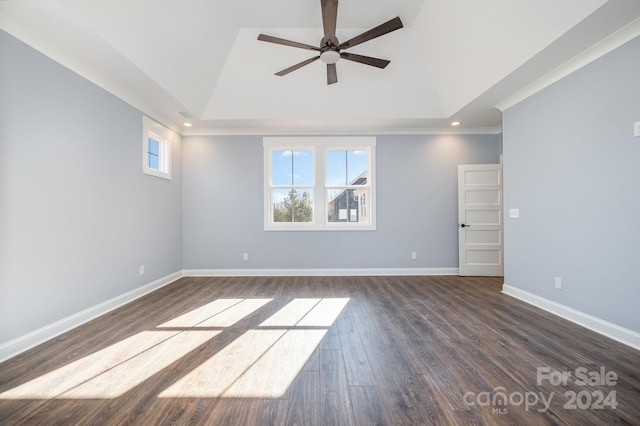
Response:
[[326, 149, 369, 224]]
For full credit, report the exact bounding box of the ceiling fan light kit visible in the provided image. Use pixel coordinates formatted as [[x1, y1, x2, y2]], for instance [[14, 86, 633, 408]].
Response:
[[320, 49, 340, 64], [258, 0, 403, 85]]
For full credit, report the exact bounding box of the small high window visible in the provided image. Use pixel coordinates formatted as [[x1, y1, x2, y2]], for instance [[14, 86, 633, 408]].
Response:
[[142, 116, 172, 180]]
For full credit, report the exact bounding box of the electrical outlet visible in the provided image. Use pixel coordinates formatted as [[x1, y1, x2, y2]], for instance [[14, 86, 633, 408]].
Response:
[[139, 265, 145, 276], [554, 277, 562, 290], [242, 253, 249, 261], [411, 252, 417, 260]]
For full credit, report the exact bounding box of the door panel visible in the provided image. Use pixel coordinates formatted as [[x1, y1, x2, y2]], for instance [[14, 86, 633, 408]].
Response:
[[458, 164, 504, 276], [465, 250, 501, 264], [465, 210, 500, 225], [466, 230, 500, 244], [465, 190, 501, 205]]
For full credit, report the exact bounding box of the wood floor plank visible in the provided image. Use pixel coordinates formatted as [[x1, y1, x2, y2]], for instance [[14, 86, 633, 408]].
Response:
[[284, 370, 320, 426], [349, 385, 387, 426], [201, 398, 267, 425], [319, 349, 356, 426], [336, 311, 377, 387], [318, 323, 341, 350], [1, 275, 638, 425], [358, 330, 431, 424]]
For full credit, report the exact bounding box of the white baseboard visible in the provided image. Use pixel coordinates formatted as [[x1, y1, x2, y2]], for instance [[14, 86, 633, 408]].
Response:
[[0, 271, 183, 364], [183, 267, 459, 277], [502, 284, 640, 351]]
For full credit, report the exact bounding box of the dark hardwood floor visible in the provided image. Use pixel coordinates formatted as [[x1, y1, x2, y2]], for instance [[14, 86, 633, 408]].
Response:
[[0, 276, 638, 425]]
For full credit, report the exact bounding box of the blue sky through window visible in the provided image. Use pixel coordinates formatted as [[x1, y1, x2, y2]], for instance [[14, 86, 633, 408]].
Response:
[[271, 150, 368, 187], [326, 150, 367, 186], [148, 138, 160, 169], [271, 150, 313, 186]]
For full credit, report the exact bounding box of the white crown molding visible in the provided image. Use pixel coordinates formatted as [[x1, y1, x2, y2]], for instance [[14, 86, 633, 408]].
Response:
[[502, 284, 640, 351], [0, 272, 183, 364], [182, 126, 502, 137], [496, 17, 640, 112]]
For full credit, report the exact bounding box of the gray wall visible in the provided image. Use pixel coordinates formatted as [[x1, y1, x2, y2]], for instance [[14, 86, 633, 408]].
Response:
[[0, 27, 502, 349], [503, 36, 640, 332], [0, 31, 183, 344], [182, 134, 501, 270]]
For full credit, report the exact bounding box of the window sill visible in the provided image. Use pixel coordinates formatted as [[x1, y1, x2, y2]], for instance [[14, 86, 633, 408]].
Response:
[[264, 223, 376, 232], [143, 167, 172, 180]]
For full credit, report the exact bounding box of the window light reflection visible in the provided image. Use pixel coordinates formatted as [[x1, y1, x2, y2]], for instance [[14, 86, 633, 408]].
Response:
[[161, 297, 349, 398], [0, 331, 218, 399], [0, 297, 350, 401], [297, 298, 349, 327], [158, 298, 272, 328], [259, 298, 321, 327], [158, 299, 244, 328]]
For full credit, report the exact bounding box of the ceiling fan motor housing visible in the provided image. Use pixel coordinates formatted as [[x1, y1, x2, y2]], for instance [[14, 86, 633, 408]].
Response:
[[320, 45, 340, 64]]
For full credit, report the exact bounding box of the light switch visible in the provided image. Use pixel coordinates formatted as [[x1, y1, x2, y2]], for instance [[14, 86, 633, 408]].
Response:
[[509, 208, 520, 219], [634, 121, 640, 137]]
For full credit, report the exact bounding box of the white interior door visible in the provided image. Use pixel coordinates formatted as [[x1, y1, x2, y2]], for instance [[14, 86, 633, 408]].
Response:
[[458, 164, 503, 276]]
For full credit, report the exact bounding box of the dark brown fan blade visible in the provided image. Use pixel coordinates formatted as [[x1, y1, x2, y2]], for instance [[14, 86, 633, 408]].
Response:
[[275, 56, 321, 76], [327, 63, 337, 85], [321, 0, 338, 44], [258, 34, 320, 51], [340, 52, 390, 69], [339, 16, 403, 50]]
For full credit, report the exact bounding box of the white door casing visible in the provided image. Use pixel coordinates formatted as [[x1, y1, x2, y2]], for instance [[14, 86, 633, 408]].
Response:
[[458, 164, 504, 276]]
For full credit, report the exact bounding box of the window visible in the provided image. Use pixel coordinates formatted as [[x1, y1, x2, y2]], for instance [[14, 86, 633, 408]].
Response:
[[264, 137, 376, 231], [142, 116, 172, 179], [271, 149, 314, 223]]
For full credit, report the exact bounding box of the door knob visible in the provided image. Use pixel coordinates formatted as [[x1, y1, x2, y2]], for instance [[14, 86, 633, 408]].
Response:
[[460, 224, 470, 228]]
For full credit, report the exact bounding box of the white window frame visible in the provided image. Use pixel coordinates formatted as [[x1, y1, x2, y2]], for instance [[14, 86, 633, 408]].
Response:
[[264, 136, 376, 231], [142, 115, 172, 180]]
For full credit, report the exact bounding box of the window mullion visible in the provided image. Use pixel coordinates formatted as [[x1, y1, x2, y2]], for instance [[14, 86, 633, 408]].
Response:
[[316, 145, 326, 226]]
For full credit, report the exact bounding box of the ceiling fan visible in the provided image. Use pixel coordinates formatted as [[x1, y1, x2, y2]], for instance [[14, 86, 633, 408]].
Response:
[[257, 0, 403, 85]]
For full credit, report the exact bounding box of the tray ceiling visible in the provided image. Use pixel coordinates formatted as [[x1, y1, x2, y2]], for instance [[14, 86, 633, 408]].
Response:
[[1, 0, 639, 134]]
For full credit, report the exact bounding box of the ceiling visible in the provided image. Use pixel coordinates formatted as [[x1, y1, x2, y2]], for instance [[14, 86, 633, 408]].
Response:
[[1, 0, 640, 135]]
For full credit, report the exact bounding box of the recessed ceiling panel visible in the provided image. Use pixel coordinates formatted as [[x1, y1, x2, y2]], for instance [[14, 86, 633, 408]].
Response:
[[203, 27, 444, 121]]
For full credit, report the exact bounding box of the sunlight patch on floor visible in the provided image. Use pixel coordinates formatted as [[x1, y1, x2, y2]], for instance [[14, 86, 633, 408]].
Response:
[[259, 298, 321, 327], [159, 297, 349, 398], [159, 329, 286, 398], [297, 298, 350, 327], [158, 299, 244, 328], [0, 331, 218, 399], [158, 298, 272, 328], [197, 299, 272, 327], [158, 329, 326, 398], [0, 297, 350, 401], [223, 329, 326, 398]]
